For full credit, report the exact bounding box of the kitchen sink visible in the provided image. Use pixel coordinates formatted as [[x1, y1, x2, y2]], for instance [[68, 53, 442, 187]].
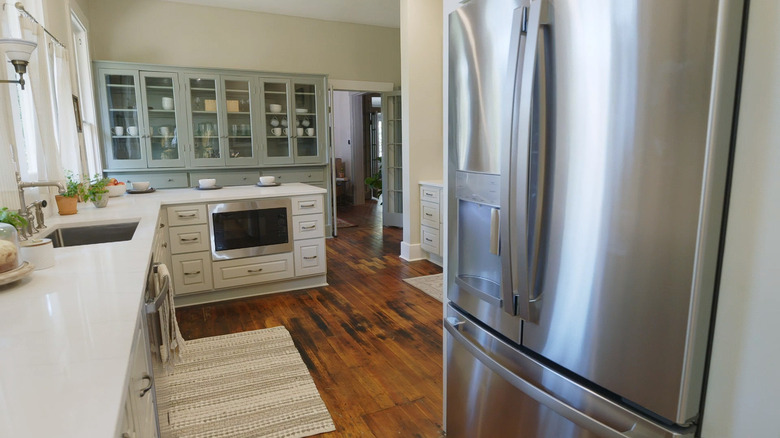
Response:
[[44, 221, 140, 248]]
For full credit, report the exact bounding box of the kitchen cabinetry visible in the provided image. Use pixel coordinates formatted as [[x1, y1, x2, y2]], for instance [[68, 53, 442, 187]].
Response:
[[140, 72, 186, 168], [118, 305, 159, 438], [167, 204, 213, 295], [99, 69, 146, 169], [420, 183, 443, 258]]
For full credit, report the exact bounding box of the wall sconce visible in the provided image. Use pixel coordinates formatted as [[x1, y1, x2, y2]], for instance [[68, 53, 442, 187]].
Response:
[[0, 38, 37, 90]]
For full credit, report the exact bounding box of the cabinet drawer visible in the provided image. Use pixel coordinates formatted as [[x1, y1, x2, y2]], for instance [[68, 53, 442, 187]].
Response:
[[171, 251, 213, 295], [169, 224, 210, 254], [294, 238, 327, 277], [421, 201, 440, 229], [420, 186, 441, 204], [116, 172, 189, 189], [261, 168, 325, 183], [293, 214, 324, 240], [213, 253, 294, 289], [167, 204, 208, 226], [421, 225, 441, 255], [291, 195, 324, 215], [189, 170, 259, 187]]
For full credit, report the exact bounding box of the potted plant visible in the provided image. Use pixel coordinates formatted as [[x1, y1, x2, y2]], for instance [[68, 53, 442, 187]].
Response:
[[0, 207, 29, 230], [82, 174, 110, 208], [55, 171, 80, 215]]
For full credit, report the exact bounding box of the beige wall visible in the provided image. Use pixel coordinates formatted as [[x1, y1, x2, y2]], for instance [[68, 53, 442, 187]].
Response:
[[400, 0, 443, 259], [85, 0, 401, 86], [702, 0, 780, 435]]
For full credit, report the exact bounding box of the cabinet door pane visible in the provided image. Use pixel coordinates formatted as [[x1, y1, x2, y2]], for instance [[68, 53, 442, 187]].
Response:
[[224, 78, 255, 163], [293, 82, 319, 161], [189, 77, 221, 160], [262, 80, 293, 164], [142, 73, 184, 166], [105, 74, 143, 164]]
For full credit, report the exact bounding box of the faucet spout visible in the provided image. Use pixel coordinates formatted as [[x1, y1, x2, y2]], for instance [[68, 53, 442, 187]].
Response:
[[18, 180, 66, 194]]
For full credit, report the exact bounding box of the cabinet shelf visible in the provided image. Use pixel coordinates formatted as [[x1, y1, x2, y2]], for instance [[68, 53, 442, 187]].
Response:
[[146, 85, 174, 90], [225, 89, 250, 93], [107, 84, 135, 88], [190, 87, 217, 92], [110, 108, 138, 112], [192, 110, 218, 114], [148, 109, 175, 113], [264, 91, 286, 95], [226, 111, 251, 115]]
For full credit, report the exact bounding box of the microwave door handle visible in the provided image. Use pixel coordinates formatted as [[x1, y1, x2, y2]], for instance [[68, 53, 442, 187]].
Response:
[[500, 0, 548, 322]]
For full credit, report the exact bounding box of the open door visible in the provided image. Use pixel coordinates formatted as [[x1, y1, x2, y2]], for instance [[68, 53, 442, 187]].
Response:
[[327, 83, 338, 236], [381, 91, 403, 228]]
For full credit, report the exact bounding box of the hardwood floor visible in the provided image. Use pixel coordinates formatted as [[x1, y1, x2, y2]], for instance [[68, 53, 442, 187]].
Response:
[[175, 201, 445, 437]]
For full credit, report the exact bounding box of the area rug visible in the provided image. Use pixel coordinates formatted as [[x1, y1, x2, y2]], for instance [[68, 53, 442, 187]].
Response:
[[336, 217, 357, 228], [155, 326, 336, 438], [404, 273, 444, 302]]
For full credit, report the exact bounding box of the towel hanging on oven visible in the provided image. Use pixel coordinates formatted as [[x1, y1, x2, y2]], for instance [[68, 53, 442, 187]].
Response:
[[155, 263, 186, 372]]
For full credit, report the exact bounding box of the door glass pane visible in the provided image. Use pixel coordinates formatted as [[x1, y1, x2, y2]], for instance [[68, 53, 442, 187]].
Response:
[[225, 79, 253, 160], [263, 81, 290, 158], [145, 76, 179, 161], [385, 95, 403, 215], [190, 78, 220, 159], [294, 82, 317, 158], [105, 74, 141, 161]]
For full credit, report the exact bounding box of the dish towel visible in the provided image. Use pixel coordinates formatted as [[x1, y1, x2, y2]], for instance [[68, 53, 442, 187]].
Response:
[[155, 263, 186, 373]]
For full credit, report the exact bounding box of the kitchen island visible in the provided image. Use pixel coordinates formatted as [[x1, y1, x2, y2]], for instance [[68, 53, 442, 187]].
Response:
[[0, 183, 326, 438]]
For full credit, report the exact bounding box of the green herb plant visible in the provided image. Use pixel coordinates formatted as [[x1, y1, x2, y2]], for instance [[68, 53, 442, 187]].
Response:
[[82, 174, 110, 202], [0, 207, 28, 229]]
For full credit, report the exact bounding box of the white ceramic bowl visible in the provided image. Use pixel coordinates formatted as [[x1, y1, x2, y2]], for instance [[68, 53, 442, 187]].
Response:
[[269, 104, 282, 113], [199, 178, 216, 188], [295, 108, 307, 113], [106, 184, 126, 197], [131, 181, 150, 191], [259, 176, 276, 185]]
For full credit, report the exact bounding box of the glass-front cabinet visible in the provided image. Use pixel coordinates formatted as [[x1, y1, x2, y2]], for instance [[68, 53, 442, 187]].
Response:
[[185, 74, 223, 166], [99, 70, 146, 169], [140, 72, 185, 167], [292, 80, 323, 164], [221, 76, 257, 166], [260, 79, 293, 165]]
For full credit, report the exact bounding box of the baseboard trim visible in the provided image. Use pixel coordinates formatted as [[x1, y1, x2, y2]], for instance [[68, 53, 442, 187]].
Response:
[[400, 241, 426, 261]]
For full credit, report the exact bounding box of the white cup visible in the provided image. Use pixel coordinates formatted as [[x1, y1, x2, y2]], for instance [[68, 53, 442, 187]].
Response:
[[271, 127, 282, 136], [296, 127, 304, 136], [198, 178, 216, 188], [113, 126, 124, 136], [159, 126, 171, 136], [259, 176, 276, 185], [305, 128, 315, 136], [162, 97, 174, 110], [127, 126, 139, 136], [282, 127, 288, 135]]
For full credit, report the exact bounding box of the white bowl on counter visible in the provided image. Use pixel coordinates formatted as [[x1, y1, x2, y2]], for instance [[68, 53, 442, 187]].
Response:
[[199, 178, 217, 188], [131, 181, 150, 191], [106, 184, 126, 197], [259, 176, 276, 185]]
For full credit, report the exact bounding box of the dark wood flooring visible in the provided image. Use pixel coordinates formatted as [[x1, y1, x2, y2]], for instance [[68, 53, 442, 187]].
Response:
[[175, 201, 445, 437]]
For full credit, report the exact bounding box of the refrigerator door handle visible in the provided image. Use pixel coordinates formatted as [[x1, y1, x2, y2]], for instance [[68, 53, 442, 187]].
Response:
[[501, 0, 548, 322], [445, 318, 641, 438]]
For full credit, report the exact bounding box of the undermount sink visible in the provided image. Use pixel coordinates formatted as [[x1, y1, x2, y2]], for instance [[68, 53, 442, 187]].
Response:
[[43, 221, 140, 248]]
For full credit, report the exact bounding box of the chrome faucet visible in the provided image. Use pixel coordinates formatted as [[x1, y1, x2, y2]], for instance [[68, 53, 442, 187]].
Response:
[[16, 170, 66, 240]]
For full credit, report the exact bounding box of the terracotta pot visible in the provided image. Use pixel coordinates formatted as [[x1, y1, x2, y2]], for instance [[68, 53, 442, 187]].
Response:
[[55, 195, 78, 215]]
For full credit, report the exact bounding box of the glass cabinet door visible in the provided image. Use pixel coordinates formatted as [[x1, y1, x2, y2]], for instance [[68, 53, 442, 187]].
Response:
[[222, 76, 258, 166], [292, 80, 323, 164], [140, 72, 185, 167], [261, 79, 294, 165], [186, 75, 224, 166], [101, 70, 146, 169], [382, 92, 403, 227]]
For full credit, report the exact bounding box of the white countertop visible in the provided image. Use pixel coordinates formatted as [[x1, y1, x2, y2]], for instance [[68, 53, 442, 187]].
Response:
[[419, 179, 443, 188], [0, 183, 326, 438]]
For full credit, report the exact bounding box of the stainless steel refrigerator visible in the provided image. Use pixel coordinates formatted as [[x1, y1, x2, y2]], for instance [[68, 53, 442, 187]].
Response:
[[444, 0, 745, 436]]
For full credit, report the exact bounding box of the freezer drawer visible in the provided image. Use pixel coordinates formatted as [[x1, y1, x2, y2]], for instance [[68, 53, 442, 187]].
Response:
[[444, 304, 693, 438]]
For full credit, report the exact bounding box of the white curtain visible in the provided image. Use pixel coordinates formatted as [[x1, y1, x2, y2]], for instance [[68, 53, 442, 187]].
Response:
[[53, 42, 81, 176]]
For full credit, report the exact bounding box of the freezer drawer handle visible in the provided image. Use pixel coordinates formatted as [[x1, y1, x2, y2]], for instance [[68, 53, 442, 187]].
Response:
[[444, 318, 639, 438]]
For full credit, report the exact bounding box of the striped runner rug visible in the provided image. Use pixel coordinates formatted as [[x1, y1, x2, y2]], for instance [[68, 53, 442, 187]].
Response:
[[155, 326, 336, 438]]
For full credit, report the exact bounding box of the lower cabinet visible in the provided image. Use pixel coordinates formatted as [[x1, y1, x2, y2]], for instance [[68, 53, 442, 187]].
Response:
[[118, 307, 158, 438], [293, 238, 326, 276], [171, 252, 213, 295], [213, 253, 294, 289]]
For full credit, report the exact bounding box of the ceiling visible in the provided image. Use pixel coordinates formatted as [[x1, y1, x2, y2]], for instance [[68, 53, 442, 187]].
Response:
[[158, 0, 400, 28]]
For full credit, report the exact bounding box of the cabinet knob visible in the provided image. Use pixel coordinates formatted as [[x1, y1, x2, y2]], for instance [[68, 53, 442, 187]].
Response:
[[168, 178, 174, 182], [140, 374, 153, 397]]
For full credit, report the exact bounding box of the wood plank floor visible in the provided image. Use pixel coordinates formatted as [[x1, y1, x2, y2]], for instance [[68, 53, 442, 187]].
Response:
[[175, 201, 445, 437]]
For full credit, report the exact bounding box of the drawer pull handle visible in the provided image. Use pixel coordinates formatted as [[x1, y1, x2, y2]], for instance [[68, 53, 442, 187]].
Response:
[[184, 271, 201, 276], [140, 375, 153, 397], [180, 237, 199, 242], [425, 213, 433, 217], [178, 212, 197, 218], [300, 203, 315, 208], [247, 268, 264, 273], [302, 225, 316, 230], [424, 191, 434, 197], [303, 255, 317, 260], [425, 238, 433, 242]]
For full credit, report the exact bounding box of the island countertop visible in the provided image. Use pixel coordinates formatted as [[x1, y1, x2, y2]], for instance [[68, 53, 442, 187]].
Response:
[[0, 183, 326, 438]]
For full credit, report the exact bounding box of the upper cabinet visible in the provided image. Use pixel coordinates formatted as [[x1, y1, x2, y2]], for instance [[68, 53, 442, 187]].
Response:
[[96, 63, 327, 171], [99, 70, 147, 169]]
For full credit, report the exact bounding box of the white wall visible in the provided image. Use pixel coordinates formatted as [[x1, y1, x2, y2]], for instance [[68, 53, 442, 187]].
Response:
[[701, 1, 780, 436], [85, 0, 401, 87], [400, 0, 443, 260]]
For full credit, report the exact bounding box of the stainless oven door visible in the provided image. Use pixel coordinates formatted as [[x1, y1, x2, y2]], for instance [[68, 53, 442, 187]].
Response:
[[208, 199, 293, 260]]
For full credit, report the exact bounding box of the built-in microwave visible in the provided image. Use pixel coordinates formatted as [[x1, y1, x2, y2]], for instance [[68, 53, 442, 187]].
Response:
[[208, 199, 293, 260]]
